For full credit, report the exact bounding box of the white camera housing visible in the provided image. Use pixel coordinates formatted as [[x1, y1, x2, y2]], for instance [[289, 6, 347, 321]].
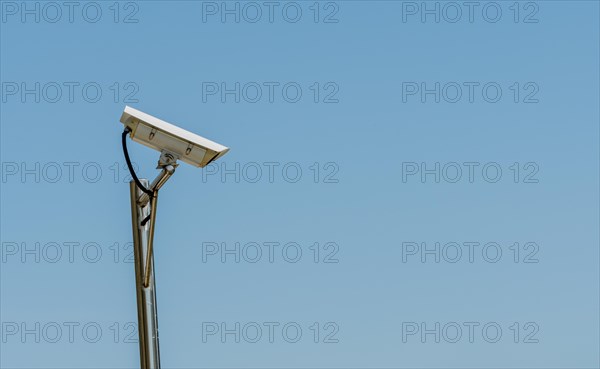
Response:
[[120, 106, 229, 167]]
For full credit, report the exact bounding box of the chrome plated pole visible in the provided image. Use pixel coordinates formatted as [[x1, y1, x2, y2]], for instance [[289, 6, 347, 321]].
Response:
[[130, 180, 161, 369]]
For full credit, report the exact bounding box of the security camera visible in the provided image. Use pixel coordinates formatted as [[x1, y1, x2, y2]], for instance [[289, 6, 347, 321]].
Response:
[[117, 105, 231, 364], [119, 106, 229, 168]]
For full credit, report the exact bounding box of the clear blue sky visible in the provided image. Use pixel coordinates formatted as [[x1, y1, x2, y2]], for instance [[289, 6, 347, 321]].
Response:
[[1, 1, 599, 368]]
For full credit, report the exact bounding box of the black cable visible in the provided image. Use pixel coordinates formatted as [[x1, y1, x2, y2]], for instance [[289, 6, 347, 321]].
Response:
[[122, 128, 153, 197], [122, 128, 154, 226], [140, 215, 151, 226]]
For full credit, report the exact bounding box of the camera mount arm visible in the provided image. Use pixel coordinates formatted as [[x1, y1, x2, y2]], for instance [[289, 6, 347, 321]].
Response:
[[138, 153, 178, 288]]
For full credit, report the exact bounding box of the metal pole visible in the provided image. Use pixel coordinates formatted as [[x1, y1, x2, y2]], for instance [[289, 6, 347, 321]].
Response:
[[130, 180, 161, 369]]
